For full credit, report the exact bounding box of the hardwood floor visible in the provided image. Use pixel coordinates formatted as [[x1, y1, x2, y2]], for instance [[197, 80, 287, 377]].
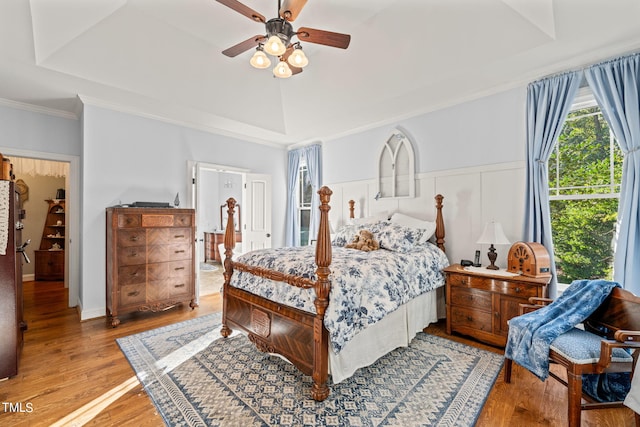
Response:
[[0, 280, 636, 426]]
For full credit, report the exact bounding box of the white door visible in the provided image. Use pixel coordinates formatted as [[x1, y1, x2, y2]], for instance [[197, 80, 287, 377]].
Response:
[[243, 174, 272, 250]]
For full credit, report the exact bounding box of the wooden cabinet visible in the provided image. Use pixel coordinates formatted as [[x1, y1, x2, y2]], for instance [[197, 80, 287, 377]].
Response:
[[204, 231, 242, 262], [106, 207, 197, 327], [35, 199, 65, 281], [0, 181, 27, 379], [444, 264, 549, 347]]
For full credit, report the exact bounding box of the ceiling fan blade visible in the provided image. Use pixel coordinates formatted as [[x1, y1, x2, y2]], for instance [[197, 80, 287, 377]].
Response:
[[296, 27, 351, 49], [279, 0, 308, 22], [222, 35, 266, 57], [215, 0, 265, 23]]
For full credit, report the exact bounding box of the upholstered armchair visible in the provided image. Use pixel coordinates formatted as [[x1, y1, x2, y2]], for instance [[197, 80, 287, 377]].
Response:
[[504, 283, 640, 427]]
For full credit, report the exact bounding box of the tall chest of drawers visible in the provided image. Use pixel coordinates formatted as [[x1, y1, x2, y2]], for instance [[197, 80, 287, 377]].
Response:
[[443, 264, 549, 347], [106, 207, 197, 327]]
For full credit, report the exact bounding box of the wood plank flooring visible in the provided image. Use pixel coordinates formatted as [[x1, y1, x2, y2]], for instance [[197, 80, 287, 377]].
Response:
[[0, 280, 636, 426]]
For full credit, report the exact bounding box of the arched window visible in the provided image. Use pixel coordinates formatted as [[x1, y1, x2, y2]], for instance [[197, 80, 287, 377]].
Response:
[[377, 129, 415, 198]]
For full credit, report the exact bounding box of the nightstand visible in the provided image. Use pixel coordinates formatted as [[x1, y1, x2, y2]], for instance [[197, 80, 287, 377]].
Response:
[[443, 264, 550, 347]]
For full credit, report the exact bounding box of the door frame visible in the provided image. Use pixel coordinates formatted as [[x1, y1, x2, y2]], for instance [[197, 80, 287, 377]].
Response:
[[0, 146, 80, 308], [188, 161, 248, 300]]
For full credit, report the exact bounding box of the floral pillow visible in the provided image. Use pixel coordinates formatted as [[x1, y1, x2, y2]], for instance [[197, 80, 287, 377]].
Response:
[[373, 222, 429, 253]]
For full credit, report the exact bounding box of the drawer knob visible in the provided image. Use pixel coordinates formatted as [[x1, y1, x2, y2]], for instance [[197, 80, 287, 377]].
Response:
[[129, 235, 139, 241], [127, 290, 140, 297], [514, 287, 521, 293], [174, 234, 185, 239], [174, 250, 185, 254], [174, 283, 185, 288], [174, 266, 185, 271], [466, 315, 473, 322]]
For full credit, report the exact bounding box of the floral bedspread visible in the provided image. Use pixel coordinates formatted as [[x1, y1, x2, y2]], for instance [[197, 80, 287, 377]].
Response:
[[229, 244, 449, 353]]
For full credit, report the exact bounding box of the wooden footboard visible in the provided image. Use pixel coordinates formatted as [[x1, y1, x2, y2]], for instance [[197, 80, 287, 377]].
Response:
[[220, 187, 333, 401], [220, 188, 446, 401]]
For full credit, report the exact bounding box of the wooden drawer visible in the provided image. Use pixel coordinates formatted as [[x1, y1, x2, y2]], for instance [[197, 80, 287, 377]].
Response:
[[117, 265, 147, 286], [450, 286, 492, 310], [117, 230, 146, 247], [168, 228, 192, 244], [174, 214, 192, 227], [117, 246, 147, 266], [169, 243, 191, 261], [118, 214, 141, 228], [142, 214, 174, 228], [147, 277, 191, 299], [451, 306, 493, 333], [119, 283, 146, 307], [495, 280, 540, 298], [167, 259, 191, 278]]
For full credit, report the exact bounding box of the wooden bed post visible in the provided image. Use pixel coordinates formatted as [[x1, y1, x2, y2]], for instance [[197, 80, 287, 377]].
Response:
[[311, 186, 332, 401], [220, 197, 237, 338], [434, 194, 445, 253], [348, 199, 355, 220]]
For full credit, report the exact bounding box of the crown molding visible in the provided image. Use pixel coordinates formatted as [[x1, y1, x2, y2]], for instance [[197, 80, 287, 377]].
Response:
[[0, 97, 78, 120]]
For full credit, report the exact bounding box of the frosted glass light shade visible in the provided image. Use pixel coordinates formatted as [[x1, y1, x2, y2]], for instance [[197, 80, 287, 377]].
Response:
[[250, 50, 271, 69], [264, 35, 286, 56], [287, 48, 308, 68], [273, 60, 292, 78]]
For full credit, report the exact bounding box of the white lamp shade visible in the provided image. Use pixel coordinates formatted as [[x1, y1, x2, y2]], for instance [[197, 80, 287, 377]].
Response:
[[264, 35, 286, 56], [287, 48, 308, 68], [250, 50, 271, 69], [476, 222, 510, 245], [273, 60, 292, 78]]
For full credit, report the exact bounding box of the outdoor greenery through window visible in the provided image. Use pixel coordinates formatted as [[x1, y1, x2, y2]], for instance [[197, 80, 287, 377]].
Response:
[[298, 164, 312, 246], [549, 98, 623, 283]]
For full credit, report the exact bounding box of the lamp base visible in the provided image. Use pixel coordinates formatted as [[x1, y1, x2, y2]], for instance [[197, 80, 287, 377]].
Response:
[[486, 244, 499, 270]]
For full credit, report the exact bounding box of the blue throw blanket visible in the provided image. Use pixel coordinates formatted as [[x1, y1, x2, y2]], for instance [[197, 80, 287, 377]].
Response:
[[504, 279, 620, 381]]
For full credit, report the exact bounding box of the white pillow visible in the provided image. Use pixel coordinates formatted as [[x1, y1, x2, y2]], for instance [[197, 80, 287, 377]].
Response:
[[348, 212, 389, 225], [390, 212, 436, 243]]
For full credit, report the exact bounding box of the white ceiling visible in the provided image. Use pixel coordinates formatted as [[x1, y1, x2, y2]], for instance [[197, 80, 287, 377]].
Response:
[[1, 0, 640, 147]]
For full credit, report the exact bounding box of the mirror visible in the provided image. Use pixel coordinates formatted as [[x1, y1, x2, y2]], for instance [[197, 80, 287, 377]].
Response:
[[377, 128, 415, 198]]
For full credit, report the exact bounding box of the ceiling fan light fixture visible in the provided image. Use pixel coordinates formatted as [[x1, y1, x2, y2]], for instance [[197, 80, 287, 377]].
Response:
[[250, 47, 271, 69], [287, 45, 308, 68], [273, 60, 292, 78], [264, 35, 286, 56]]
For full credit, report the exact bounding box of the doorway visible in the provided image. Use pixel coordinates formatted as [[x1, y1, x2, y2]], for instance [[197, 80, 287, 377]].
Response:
[[191, 162, 246, 298], [0, 146, 80, 308]]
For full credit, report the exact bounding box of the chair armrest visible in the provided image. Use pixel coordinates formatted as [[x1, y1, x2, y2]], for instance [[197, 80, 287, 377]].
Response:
[[518, 304, 544, 315], [614, 330, 640, 342], [597, 338, 640, 370], [528, 297, 553, 305]]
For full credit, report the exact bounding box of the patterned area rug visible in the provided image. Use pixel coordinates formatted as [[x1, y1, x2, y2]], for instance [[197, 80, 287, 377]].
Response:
[[117, 313, 503, 426]]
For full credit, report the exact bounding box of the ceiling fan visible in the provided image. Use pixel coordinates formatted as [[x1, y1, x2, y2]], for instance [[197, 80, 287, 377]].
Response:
[[216, 0, 351, 78]]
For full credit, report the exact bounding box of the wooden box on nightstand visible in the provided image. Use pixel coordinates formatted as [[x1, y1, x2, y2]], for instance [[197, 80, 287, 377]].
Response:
[[443, 263, 550, 347]]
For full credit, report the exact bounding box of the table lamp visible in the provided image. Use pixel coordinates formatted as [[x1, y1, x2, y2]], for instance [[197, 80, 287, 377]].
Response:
[[476, 221, 510, 270]]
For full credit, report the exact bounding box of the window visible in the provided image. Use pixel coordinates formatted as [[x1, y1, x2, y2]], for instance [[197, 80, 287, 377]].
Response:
[[298, 164, 312, 245], [549, 95, 623, 283]]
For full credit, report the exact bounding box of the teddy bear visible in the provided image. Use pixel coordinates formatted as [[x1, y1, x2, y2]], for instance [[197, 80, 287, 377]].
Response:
[[345, 229, 380, 252]]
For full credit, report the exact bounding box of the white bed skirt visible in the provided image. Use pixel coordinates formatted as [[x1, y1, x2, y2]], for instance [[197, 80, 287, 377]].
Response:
[[328, 288, 439, 384]]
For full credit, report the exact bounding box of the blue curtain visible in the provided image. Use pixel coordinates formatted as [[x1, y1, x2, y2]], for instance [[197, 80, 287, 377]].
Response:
[[302, 144, 323, 242], [523, 72, 582, 298], [585, 53, 640, 295], [285, 149, 302, 247], [284, 144, 323, 247]]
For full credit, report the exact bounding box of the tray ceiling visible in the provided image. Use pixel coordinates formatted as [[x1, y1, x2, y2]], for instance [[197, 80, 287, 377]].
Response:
[[1, 0, 640, 146]]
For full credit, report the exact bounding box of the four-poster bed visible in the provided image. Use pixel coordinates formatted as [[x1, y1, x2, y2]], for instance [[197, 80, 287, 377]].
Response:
[[220, 186, 447, 400]]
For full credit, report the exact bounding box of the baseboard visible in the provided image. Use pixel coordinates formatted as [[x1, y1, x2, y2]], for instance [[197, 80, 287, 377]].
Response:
[[23, 273, 35, 282], [80, 306, 105, 321]]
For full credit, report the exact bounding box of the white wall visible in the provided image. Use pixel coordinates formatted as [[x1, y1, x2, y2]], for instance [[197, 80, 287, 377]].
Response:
[[80, 104, 287, 319], [324, 86, 528, 269]]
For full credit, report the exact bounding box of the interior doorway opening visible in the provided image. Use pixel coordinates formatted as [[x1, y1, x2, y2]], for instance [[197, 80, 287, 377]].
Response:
[[192, 162, 246, 298]]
